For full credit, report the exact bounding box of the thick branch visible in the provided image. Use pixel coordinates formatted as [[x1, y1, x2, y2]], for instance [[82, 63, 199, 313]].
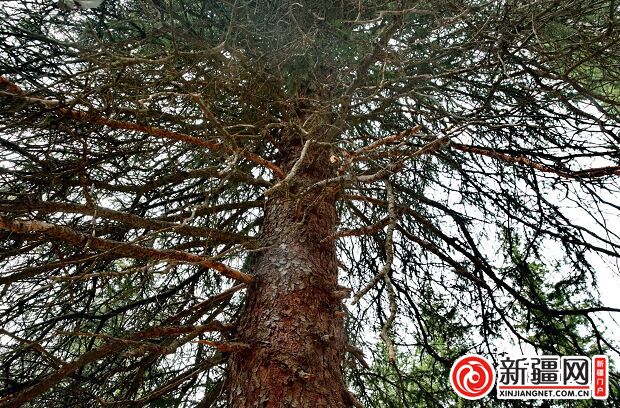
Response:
[[0, 200, 256, 247], [0, 76, 285, 179], [451, 143, 620, 179], [0, 217, 253, 284]]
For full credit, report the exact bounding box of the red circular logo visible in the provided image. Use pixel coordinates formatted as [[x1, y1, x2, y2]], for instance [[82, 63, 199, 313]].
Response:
[[450, 354, 495, 399]]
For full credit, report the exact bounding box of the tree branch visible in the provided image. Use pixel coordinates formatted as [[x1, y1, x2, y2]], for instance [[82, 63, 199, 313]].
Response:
[[0, 217, 253, 284], [451, 143, 620, 179], [0, 76, 285, 179]]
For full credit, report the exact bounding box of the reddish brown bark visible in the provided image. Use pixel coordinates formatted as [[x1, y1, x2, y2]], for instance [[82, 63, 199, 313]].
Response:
[[227, 135, 350, 407]]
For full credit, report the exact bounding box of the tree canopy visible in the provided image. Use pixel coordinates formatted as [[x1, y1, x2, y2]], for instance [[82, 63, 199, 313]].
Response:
[[1, 0, 620, 406]]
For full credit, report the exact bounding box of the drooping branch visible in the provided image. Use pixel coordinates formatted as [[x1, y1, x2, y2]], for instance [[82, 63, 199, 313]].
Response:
[[0, 76, 285, 179], [450, 142, 620, 179], [0, 217, 253, 284], [351, 180, 398, 364], [0, 200, 257, 247], [0, 324, 221, 408]]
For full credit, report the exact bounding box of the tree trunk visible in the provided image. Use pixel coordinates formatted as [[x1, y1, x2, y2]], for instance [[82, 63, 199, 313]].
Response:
[[227, 131, 349, 407]]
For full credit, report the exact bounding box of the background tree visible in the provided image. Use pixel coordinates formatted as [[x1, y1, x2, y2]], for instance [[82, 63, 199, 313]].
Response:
[[1, 0, 620, 406]]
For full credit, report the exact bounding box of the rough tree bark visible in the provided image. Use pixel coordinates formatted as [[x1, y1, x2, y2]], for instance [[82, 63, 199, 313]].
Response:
[[227, 117, 350, 407]]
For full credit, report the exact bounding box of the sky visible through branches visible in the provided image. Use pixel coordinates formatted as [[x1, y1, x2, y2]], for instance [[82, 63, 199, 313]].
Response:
[[1, 0, 620, 406]]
